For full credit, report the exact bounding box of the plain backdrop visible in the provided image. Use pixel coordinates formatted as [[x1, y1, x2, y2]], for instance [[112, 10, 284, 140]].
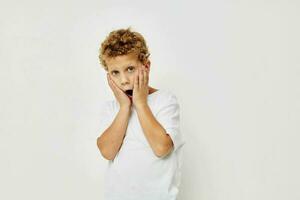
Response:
[[0, 0, 299, 200]]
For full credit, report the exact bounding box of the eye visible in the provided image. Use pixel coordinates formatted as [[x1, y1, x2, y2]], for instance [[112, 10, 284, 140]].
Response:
[[128, 66, 135, 73], [111, 71, 118, 76]]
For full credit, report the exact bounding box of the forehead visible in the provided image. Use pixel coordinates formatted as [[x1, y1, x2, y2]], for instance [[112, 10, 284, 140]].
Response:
[[105, 53, 140, 70]]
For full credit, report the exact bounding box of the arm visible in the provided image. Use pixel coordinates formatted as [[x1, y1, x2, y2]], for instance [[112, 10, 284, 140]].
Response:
[[135, 104, 174, 158], [97, 105, 131, 160]]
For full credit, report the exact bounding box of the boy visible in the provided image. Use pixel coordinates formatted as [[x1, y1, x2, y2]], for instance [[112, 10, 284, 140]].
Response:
[[96, 27, 186, 200]]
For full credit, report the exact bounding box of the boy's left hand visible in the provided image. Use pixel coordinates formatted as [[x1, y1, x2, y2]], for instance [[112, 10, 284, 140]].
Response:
[[132, 65, 149, 108]]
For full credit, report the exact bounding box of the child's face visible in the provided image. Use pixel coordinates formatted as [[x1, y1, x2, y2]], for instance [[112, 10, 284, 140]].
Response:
[[105, 53, 150, 93]]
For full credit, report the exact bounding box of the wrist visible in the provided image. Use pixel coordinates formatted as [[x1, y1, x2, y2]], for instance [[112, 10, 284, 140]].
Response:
[[134, 102, 148, 110], [120, 104, 131, 111]]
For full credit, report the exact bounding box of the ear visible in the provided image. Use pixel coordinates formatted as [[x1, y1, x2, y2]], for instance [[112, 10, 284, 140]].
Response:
[[144, 60, 151, 71]]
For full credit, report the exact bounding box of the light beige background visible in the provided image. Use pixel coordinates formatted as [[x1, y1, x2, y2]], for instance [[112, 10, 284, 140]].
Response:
[[0, 0, 299, 199]]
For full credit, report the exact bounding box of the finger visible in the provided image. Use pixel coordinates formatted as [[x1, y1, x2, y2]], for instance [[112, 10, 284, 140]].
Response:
[[107, 75, 116, 92], [134, 69, 139, 90], [107, 74, 112, 87], [143, 66, 147, 85], [139, 67, 143, 89], [111, 79, 122, 92], [107, 74, 113, 86], [107, 74, 120, 92]]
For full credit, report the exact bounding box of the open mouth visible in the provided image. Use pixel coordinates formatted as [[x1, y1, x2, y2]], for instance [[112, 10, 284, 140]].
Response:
[[125, 89, 133, 97]]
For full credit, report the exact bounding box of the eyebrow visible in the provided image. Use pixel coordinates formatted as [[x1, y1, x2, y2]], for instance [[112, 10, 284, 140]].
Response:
[[110, 65, 135, 72]]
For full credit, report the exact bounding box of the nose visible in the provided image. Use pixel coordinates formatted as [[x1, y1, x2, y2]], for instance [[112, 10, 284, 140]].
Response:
[[120, 73, 130, 86]]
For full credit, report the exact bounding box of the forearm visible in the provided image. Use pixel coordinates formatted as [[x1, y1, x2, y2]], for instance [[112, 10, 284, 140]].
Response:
[[135, 104, 173, 157], [97, 106, 131, 160]]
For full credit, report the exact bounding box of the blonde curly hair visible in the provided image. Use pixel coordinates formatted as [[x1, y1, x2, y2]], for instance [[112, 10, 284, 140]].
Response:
[[98, 27, 151, 71]]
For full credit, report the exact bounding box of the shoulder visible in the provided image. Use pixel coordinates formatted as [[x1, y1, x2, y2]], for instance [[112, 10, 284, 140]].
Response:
[[160, 89, 179, 103], [156, 89, 180, 109], [100, 99, 113, 108], [100, 99, 116, 113], [155, 88, 176, 98]]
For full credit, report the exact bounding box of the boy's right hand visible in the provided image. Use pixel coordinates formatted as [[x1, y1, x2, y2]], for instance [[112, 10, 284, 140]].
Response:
[[107, 73, 132, 108]]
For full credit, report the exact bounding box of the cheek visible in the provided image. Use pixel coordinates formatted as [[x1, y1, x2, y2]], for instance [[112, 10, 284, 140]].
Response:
[[111, 77, 120, 85], [111, 76, 117, 82]]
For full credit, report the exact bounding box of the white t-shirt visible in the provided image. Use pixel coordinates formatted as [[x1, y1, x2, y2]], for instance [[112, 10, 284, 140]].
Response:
[[97, 89, 186, 200]]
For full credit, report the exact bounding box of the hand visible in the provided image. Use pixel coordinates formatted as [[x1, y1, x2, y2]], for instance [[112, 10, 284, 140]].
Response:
[[132, 65, 149, 108], [107, 73, 132, 108]]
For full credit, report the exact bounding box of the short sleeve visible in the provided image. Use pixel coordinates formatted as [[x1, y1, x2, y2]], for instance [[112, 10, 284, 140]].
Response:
[[155, 94, 186, 153], [97, 101, 114, 138]]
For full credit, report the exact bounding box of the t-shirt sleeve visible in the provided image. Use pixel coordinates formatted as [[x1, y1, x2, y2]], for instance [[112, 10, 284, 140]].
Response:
[[97, 101, 114, 138], [155, 93, 186, 153]]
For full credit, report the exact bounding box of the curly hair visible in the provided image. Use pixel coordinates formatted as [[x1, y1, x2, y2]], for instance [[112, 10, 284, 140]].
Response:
[[98, 27, 151, 71]]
